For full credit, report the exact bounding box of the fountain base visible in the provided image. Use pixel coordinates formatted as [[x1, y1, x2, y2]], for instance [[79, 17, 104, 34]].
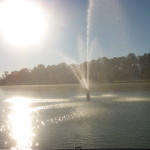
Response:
[[86, 90, 90, 101]]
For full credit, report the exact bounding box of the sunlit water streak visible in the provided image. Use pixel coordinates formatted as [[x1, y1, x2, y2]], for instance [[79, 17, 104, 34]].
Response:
[[4, 96, 98, 149], [4, 97, 69, 149], [2, 95, 108, 149], [5, 97, 34, 149]]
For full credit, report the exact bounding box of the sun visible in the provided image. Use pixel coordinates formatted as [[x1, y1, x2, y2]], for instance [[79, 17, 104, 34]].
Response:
[[0, 0, 47, 46]]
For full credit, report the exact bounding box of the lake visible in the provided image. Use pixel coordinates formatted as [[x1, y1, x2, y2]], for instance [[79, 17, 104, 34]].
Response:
[[0, 83, 150, 149]]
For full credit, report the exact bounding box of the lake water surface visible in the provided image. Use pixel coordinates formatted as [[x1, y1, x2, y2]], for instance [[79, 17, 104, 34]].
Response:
[[0, 83, 150, 149]]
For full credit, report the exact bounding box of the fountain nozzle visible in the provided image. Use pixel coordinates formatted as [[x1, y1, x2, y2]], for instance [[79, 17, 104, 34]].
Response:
[[86, 89, 90, 101]]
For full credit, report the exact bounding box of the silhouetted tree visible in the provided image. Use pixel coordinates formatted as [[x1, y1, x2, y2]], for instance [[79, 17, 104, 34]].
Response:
[[0, 53, 149, 85]]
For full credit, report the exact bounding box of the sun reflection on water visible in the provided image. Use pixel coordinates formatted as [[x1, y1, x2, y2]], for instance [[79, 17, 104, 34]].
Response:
[[6, 97, 34, 149]]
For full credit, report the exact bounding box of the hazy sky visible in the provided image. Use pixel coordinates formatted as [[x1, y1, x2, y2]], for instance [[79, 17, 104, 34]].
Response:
[[0, 0, 150, 72]]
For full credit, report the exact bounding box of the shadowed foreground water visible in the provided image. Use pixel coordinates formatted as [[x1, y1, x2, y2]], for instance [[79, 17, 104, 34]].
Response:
[[0, 83, 150, 149]]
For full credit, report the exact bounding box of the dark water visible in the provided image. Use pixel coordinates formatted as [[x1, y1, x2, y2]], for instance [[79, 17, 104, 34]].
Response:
[[0, 83, 150, 149]]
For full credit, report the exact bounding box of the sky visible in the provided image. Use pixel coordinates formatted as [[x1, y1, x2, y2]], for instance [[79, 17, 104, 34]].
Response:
[[0, 0, 150, 73]]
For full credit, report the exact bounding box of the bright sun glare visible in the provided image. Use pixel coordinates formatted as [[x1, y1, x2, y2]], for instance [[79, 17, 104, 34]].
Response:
[[0, 0, 47, 46]]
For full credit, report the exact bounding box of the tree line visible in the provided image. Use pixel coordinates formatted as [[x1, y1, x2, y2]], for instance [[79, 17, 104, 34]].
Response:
[[0, 53, 150, 85]]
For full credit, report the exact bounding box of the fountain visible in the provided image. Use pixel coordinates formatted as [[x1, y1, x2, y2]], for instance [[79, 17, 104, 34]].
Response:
[[60, 0, 95, 101], [85, 0, 94, 101]]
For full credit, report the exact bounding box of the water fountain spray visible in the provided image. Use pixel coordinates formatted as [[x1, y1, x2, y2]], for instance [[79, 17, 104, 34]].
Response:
[[85, 0, 93, 101], [59, 0, 94, 101]]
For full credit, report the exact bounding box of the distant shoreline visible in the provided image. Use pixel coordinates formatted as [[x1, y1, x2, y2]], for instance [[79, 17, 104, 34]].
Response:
[[0, 80, 150, 86]]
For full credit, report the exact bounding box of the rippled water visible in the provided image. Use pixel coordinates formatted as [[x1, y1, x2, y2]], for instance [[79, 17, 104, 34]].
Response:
[[0, 83, 150, 149]]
